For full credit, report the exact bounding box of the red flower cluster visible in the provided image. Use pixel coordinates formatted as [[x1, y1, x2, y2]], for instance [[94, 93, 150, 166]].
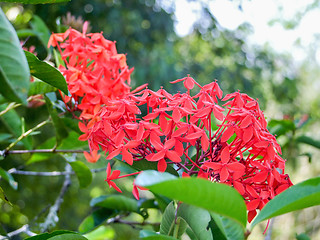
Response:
[[48, 22, 133, 118], [49, 27, 292, 222]]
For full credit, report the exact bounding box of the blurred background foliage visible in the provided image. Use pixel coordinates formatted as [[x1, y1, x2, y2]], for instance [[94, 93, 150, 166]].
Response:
[[0, 0, 320, 239]]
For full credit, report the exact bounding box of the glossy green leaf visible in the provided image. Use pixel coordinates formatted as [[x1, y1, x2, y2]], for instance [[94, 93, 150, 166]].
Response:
[[177, 203, 212, 240], [135, 171, 247, 228], [0, 186, 12, 206], [91, 195, 138, 213], [25, 230, 75, 240], [1, 0, 71, 3], [0, 167, 18, 190], [296, 135, 320, 149], [44, 95, 68, 147], [83, 226, 115, 240], [0, 8, 30, 104], [25, 51, 68, 94], [79, 208, 114, 234], [210, 213, 244, 240], [252, 176, 320, 228], [160, 202, 187, 238], [69, 161, 92, 188], [29, 79, 57, 95]]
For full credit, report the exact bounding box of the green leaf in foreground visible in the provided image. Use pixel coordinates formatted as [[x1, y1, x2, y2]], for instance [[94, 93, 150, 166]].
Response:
[[91, 194, 138, 212], [68, 161, 92, 188], [135, 171, 247, 228], [24, 230, 75, 240], [0, 8, 30, 104], [25, 51, 68, 94], [79, 208, 114, 234], [252, 176, 320, 228], [1, 0, 70, 4]]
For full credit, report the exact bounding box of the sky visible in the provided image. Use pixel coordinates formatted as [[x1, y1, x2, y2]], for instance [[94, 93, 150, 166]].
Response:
[[174, 0, 320, 63]]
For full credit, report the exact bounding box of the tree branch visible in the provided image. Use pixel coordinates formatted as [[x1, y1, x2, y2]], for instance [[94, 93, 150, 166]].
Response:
[[4, 119, 50, 153], [0, 224, 36, 240], [7, 167, 107, 176], [40, 164, 72, 232], [6, 149, 86, 155]]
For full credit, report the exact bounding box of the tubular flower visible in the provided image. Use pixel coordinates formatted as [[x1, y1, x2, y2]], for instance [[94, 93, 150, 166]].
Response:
[[82, 78, 292, 222], [49, 27, 292, 223], [48, 22, 134, 117]]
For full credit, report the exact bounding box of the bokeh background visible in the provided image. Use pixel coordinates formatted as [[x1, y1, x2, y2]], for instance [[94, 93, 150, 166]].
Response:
[[0, 0, 320, 239]]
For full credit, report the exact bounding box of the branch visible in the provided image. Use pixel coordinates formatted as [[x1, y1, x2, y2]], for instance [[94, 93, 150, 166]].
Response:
[[0, 224, 36, 240], [6, 149, 86, 155], [0, 102, 22, 117], [7, 167, 107, 176], [4, 119, 50, 152], [40, 164, 72, 232]]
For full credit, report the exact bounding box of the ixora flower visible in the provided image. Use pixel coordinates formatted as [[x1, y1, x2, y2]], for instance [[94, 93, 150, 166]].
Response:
[[79, 76, 292, 222], [49, 27, 292, 223]]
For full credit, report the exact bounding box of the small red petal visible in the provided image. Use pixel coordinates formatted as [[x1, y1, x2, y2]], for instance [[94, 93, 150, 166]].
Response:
[[157, 158, 167, 172], [166, 150, 181, 163], [221, 146, 230, 163]]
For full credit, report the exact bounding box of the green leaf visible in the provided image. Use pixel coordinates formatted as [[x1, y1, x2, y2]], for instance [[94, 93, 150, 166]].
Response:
[[83, 226, 115, 240], [25, 230, 75, 240], [29, 78, 57, 95], [53, 49, 65, 68], [140, 235, 179, 240], [44, 95, 68, 147], [139, 230, 158, 238], [177, 203, 212, 240], [209, 213, 244, 240], [296, 135, 320, 149], [79, 208, 114, 234], [47, 234, 88, 240], [0, 104, 32, 149], [252, 176, 320, 228], [16, 29, 38, 38], [268, 119, 296, 136], [1, 0, 71, 4], [25, 51, 68, 94], [0, 8, 30, 104], [160, 202, 187, 238], [296, 233, 311, 240], [135, 171, 247, 228], [30, 15, 50, 49], [68, 161, 92, 188], [0, 186, 12, 206], [0, 167, 18, 190], [91, 195, 138, 213]]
